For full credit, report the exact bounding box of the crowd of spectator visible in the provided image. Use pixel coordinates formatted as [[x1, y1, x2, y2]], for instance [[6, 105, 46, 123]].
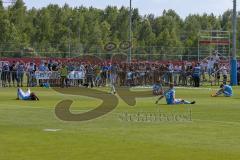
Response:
[[0, 55, 234, 88]]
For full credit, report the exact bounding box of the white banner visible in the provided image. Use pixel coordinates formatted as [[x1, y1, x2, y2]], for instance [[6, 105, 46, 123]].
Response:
[[67, 71, 85, 79], [35, 71, 60, 79], [35, 71, 85, 80]]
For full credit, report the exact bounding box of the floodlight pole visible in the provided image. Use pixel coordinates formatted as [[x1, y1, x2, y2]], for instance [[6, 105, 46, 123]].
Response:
[[128, 0, 132, 63], [78, 26, 81, 54], [68, 18, 72, 58], [197, 38, 200, 62], [231, 0, 238, 85]]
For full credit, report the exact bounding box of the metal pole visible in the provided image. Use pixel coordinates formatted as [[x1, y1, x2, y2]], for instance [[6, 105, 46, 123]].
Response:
[[78, 26, 81, 54], [129, 0, 132, 63], [68, 18, 72, 58], [231, 0, 238, 85], [233, 1, 237, 59], [198, 39, 200, 62], [68, 36, 71, 58]]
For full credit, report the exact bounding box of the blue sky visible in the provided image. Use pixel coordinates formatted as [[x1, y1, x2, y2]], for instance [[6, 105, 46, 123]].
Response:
[[12, 0, 236, 18]]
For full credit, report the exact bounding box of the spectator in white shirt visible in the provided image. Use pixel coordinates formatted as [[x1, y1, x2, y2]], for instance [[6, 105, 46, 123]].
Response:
[[207, 57, 215, 80], [220, 64, 228, 84]]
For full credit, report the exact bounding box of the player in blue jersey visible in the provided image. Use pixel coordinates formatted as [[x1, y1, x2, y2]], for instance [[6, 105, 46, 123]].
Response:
[[155, 84, 195, 105], [211, 84, 233, 97], [17, 88, 39, 101]]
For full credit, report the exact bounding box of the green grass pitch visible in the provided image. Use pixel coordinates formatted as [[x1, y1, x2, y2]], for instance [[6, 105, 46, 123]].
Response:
[[0, 86, 240, 160]]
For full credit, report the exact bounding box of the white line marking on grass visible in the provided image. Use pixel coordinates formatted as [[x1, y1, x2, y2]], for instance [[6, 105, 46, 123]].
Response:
[[43, 129, 62, 132]]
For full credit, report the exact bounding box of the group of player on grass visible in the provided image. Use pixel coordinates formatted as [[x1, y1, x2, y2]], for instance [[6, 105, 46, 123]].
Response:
[[16, 81, 233, 105], [153, 81, 233, 105]]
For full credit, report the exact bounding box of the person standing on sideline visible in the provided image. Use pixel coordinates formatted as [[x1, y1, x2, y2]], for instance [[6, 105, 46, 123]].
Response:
[[85, 64, 94, 88], [10, 61, 17, 87], [237, 65, 240, 85], [109, 62, 118, 94], [2, 62, 10, 87], [192, 63, 201, 87], [17, 61, 25, 87], [26, 62, 35, 87], [60, 64, 68, 88], [220, 64, 228, 84], [207, 57, 215, 81]]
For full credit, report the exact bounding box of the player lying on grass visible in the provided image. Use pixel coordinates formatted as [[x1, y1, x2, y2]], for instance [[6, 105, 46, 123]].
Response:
[[155, 83, 195, 105], [17, 88, 39, 101], [211, 84, 233, 97]]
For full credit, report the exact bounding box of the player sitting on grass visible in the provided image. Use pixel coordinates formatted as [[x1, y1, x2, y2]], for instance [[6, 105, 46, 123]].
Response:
[[155, 83, 195, 105], [211, 84, 233, 97], [153, 80, 163, 95], [17, 88, 39, 101]]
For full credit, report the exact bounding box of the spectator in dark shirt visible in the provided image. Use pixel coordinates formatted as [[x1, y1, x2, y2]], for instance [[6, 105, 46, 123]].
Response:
[[10, 61, 17, 87], [85, 64, 94, 88], [17, 62, 25, 87], [1, 63, 10, 87], [237, 65, 240, 85]]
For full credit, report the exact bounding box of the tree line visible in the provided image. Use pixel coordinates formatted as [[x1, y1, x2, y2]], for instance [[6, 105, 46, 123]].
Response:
[[0, 0, 239, 59]]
